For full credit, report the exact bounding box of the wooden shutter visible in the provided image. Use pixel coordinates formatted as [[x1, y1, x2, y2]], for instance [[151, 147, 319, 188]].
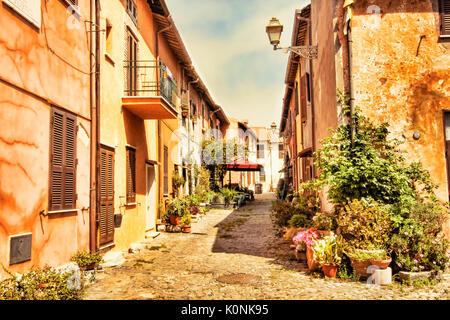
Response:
[[294, 82, 299, 116], [126, 148, 136, 203], [99, 147, 114, 245], [125, 29, 138, 96], [441, 0, 450, 35], [163, 146, 169, 195], [300, 74, 308, 122], [49, 108, 77, 211]]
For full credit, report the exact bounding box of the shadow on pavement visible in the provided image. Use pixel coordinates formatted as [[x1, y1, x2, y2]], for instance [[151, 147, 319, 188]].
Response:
[[210, 193, 308, 272]]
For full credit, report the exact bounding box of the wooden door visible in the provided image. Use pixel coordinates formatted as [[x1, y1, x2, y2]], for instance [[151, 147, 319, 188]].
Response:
[[99, 147, 115, 246]]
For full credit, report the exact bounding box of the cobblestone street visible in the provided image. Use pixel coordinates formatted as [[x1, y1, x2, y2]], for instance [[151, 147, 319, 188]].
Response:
[[84, 194, 450, 300]]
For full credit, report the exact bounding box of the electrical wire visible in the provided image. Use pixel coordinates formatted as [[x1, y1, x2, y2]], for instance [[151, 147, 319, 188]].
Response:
[[41, 0, 94, 75]]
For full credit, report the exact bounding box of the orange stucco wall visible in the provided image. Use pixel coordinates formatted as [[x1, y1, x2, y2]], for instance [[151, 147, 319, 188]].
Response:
[[0, 0, 91, 276], [350, 0, 450, 235]]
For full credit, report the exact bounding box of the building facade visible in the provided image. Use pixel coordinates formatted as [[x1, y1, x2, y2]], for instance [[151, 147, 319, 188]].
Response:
[[252, 126, 284, 193], [0, 0, 92, 276], [280, 0, 450, 235], [0, 0, 231, 275]]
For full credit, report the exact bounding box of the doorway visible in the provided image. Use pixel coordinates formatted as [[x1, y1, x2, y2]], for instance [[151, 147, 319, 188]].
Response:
[[99, 146, 115, 247], [146, 164, 157, 231]]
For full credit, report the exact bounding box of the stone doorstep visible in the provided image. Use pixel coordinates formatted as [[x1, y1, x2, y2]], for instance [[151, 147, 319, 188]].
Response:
[[100, 251, 126, 268], [398, 270, 443, 281]]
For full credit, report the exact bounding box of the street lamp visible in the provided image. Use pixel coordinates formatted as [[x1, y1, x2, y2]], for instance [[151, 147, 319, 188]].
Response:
[[268, 122, 277, 192], [265, 16, 318, 60]]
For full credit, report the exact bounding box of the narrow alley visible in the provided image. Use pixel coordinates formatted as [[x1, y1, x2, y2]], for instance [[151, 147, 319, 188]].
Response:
[[84, 194, 450, 300]]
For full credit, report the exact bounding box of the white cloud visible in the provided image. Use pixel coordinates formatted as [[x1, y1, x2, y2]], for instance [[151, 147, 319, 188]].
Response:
[[165, 0, 310, 127]]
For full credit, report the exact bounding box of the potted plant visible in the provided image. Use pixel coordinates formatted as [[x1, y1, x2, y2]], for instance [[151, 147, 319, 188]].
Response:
[[172, 174, 185, 197], [311, 233, 343, 278], [346, 248, 389, 277], [166, 198, 188, 225], [220, 188, 238, 208], [180, 214, 191, 233], [293, 228, 320, 271], [71, 251, 103, 271]]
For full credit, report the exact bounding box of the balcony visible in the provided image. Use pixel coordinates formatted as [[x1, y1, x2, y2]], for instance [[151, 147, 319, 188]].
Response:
[[122, 60, 179, 120]]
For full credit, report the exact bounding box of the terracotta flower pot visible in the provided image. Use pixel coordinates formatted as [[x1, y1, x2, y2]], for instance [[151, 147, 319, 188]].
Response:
[[170, 215, 181, 225], [370, 257, 392, 270], [349, 257, 372, 277], [306, 247, 320, 271], [182, 226, 191, 233], [322, 263, 338, 278]]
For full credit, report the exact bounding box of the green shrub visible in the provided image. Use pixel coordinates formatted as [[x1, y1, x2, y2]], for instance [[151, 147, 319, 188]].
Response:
[[311, 212, 337, 231], [0, 266, 84, 300], [390, 201, 449, 272], [220, 188, 238, 206], [271, 200, 296, 227], [71, 251, 102, 270], [288, 214, 312, 228], [337, 198, 391, 250]]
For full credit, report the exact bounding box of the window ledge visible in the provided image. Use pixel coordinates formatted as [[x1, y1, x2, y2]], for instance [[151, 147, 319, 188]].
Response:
[[126, 202, 137, 206], [439, 35, 450, 39], [47, 209, 79, 215]]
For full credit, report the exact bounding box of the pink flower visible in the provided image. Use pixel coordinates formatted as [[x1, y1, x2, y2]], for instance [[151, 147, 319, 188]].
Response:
[[413, 259, 418, 263], [404, 232, 409, 236], [419, 265, 425, 269], [397, 263, 402, 267], [402, 259, 406, 263]]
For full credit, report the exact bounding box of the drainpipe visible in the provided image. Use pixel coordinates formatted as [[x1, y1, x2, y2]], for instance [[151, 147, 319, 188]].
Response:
[[336, 0, 353, 146], [187, 76, 199, 194], [89, 0, 100, 253], [307, 18, 316, 178]]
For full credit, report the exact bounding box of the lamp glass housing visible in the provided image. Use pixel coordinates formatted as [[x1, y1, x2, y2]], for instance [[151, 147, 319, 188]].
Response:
[[266, 18, 283, 46]]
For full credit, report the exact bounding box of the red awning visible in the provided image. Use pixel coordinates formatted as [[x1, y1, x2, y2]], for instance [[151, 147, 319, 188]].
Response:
[[225, 159, 262, 172]]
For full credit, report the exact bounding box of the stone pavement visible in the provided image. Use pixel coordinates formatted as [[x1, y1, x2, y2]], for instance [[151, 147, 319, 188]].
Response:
[[83, 193, 450, 300]]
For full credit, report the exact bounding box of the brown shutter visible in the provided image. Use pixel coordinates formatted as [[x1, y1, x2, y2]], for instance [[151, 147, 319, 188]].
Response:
[[63, 114, 77, 209], [99, 147, 114, 245], [300, 75, 307, 123], [441, 0, 450, 35], [126, 148, 136, 203], [49, 108, 77, 211]]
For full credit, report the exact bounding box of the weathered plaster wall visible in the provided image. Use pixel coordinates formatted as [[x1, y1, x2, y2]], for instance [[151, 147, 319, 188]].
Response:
[[99, 0, 161, 251], [351, 0, 450, 234], [311, 0, 339, 154], [0, 0, 91, 275]]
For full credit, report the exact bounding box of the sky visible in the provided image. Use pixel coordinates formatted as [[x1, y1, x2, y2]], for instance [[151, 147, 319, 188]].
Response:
[[165, 0, 310, 128]]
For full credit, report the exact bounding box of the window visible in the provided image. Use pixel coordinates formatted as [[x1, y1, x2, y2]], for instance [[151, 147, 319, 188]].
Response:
[[260, 168, 266, 182], [125, 29, 138, 96], [294, 82, 299, 116], [257, 144, 265, 159], [440, 0, 450, 36], [126, 147, 136, 204], [279, 143, 284, 159], [300, 74, 308, 122], [49, 107, 77, 211], [163, 146, 169, 195], [127, 0, 138, 26]]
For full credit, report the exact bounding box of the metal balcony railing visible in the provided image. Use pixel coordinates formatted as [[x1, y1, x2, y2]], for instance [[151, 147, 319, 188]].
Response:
[[124, 60, 178, 109]]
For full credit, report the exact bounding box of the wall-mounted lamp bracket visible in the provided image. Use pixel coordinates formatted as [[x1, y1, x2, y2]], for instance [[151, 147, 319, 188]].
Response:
[[273, 45, 318, 60]]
